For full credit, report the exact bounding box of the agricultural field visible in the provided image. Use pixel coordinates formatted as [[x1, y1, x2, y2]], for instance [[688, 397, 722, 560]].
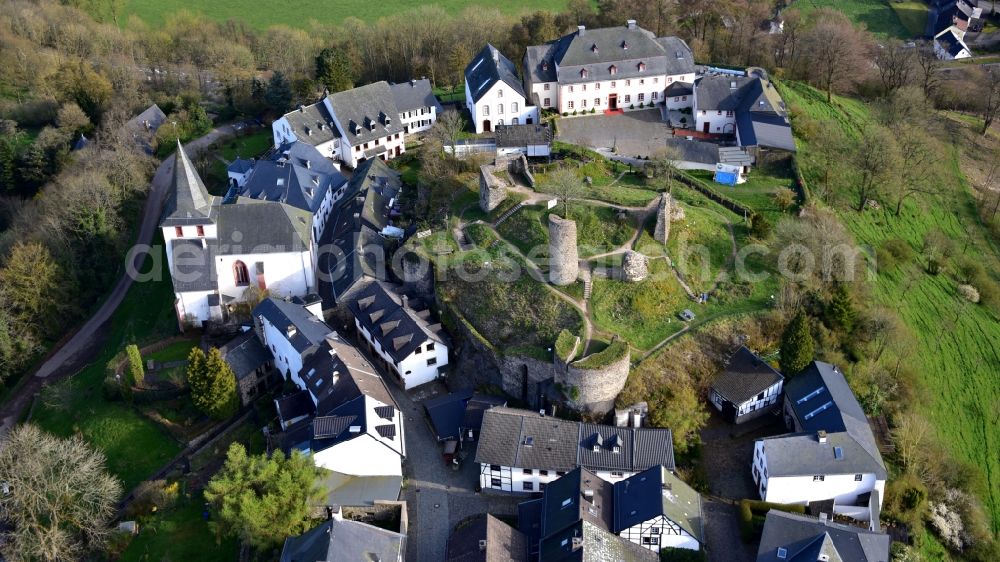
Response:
[[783, 80, 1000, 535], [789, 0, 914, 40], [122, 0, 573, 29]]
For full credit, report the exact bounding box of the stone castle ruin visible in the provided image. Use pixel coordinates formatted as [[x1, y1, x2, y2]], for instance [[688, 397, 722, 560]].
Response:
[[622, 250, 649, 282], [548, 214, 579, 285], [653, 192, 685, 244], [478, 154, 534, 212]]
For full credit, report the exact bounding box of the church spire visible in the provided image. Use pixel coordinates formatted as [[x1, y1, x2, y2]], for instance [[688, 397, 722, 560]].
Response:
[[161, 140, 214, 225]]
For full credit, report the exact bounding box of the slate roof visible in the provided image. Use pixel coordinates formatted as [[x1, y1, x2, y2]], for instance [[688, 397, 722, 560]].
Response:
[[664, 81, 694, 97], [695, 74, 794, 151], [446, 514, 529, 562], [756, 510, 890, 562], [764, 361, 887, 479], [169, 239, 216, 292], [126, 104, 167, 133], [538, 520, 657, 562], [253, 297, 332, 354], [215, 198, 311, 254], [161, 141, 215, 227], [320, 470, 402, 507], [663, 138, 720, 166], [712, 346, 784, 405], [390, 78, 443, 113], [541, 468, 615, 536], [466, 44, 527, 102], [241, 141, 346, 214], [279, 517, 405, 562], [279, 101, 338, 147], [326, 81, 403, 146], [695, 74, 756, 111], [494, 124, 552, 148], [308, 331, 396, 415], [524, 24, 694, 86], [613, 466, 704, 543], [349, 280, 448, 363], [936, 27, 970, 57], [227, 157, 254, 175], [275, 390, 316, 427], [219, 330, 270, 381], [476, 408, 674, 473]]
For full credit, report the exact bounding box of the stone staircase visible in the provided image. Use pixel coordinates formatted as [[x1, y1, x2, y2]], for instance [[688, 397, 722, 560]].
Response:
[[493, 202, 526, 227], [581, 266, 593, 300]]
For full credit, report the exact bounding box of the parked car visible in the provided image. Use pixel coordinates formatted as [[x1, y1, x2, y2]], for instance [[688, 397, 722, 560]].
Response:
[[679, 309, 696, 322]]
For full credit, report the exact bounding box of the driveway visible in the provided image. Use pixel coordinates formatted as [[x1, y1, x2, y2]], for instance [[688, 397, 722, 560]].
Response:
[[380, 380, 523, 562], [699, 410, 785, 500], [556, 109, 673, 158], [0, 125, 236, 443], [704, 499, 757, 562]]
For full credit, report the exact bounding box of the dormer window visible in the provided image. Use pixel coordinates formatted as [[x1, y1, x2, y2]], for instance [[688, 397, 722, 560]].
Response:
[[622, 41, 628, 50], [591, 43, 598, 54], [542, 60, 549, 71], [637, 62, 646, 72], [609, 65, 617, 75], [580, 69, 588, 79]]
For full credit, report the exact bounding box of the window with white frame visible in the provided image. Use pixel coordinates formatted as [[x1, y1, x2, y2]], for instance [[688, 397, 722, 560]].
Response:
[[638, 93, 645, 101], [512, 102, 518, 112], [594, 98, 600, 106], [498, 88, 503, 97], [483, 106, 489, 116], [568, 101, 574, 109], [544, 98, 551, 106]]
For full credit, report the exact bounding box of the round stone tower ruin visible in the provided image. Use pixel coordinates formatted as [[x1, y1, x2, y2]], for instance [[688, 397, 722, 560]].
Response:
[[622, 250, 649, 282], [548, 214, 579, 286]]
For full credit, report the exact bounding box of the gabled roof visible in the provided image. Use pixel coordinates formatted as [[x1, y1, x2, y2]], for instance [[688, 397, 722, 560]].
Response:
[[663, 138, 720, 166], [215, 198, 312, 254], [524, 24, 693, 87], [349, 280, 448, 363], [756, 511, 890, 562], [695, 74, 755, 111], [423, 389, 507, 440], [475, 408, 674, 473], [253, 297, 332, 355], [465, 44, 526, 103], [241, 141, 346, 214], [279, 517, 405, 562], [275, 390, 316, 427], [935, 26, 971, 57], [541, 468, 614, 537], [446, 513, 529, 562], [390, 78, 444, 113], [279, 101, 338, 147], [325, 81, 403, 146], [219, 330, 270, 381], [494, 124, 552, 148], [126, 104, 167, 133], [161, 141, 215, 226], [227, 157, 254, 175], [735, 79, 795, 151], [538, 519, 656, 562], [712, 346, 784, 405], [613, 466, 704, 543], [169, 238, 216, 292]]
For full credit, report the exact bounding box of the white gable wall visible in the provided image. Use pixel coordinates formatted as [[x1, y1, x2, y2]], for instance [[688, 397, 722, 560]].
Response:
[[466, 81, 535, 134], [175, 290, 213, 327], [313, 434, 403, 476], [258, 314, 307, 382], [619, 515, 700, 552]]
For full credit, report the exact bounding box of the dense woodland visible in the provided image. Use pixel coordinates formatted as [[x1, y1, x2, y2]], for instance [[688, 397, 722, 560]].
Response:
[[1, 0, 1000, 560]]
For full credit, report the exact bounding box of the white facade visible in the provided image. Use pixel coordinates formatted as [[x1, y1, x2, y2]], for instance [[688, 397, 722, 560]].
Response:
[[216, 252, 315, 302], [398, 106, 437, 134], [619, 515, 700, 552], [751, 441, 886, 521], [466, 81, 538, 134], [175, 289, 214, 327], [355, 319, 448, 390], [479, 464, 635, 493], [709, 379, 783, 422], [664, 93, 693, 110], [323, 98, 406, 169], [310, 395, 405, 477], [542, 73, 695, 115], [272, 115, 340, 160]]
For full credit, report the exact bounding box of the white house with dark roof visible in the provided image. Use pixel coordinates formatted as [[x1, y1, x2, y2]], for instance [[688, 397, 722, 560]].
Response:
[[523, 20, 695, 115], [160, 142, 319, 328], [389, 78, 443, 134], [465, 44, 539, 134], [349, 280, 450, 390], [614, 465, 704, 553], [475, 407, 674, 493], [752, 361, 887, 522], [756, 510, 890, 562], [254, 296, 406, 506], [710, 346, 784, 424], [934, 26, 973, 60], [324, 81, 406, 169], [272, 101, 340, 160], [494, 123, 553, 157]]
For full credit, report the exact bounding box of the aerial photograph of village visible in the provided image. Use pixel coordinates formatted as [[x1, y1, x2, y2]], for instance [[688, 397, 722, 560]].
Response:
[[0, 0, 998, 561]]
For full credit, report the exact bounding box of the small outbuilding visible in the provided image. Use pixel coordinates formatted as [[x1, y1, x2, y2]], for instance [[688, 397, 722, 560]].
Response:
[[494, 123, 552, 157], [709, 346, 783, 424]]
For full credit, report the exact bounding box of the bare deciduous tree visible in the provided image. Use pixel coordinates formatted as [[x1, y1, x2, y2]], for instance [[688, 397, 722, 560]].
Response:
[[875, 39, 915, 96], [800, 9, 872, 102], [852, 125, 901, 211], [547, 167, 585, 217], [0, 424, 122, 562]]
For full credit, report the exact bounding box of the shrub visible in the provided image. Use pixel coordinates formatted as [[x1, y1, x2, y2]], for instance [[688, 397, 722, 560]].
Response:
[[126, 344, 144, 386], [956, 256, 985, 284], [738, 499, 807, 542], [958, 284, 980, 303], [562, 112, 568, 117], [749, 214, 772, 239], [572, 110, 578, 116], [639, 102, 645, 109], [629, 104, 635, 110], [554, 329, 578, 362], [126, 480, 180, 520], [589, 108, 595, 114], [881, 238, 914, 264]]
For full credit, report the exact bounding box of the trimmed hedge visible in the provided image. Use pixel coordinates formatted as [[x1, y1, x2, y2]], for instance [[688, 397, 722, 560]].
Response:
[[738, 499, 807, 542]]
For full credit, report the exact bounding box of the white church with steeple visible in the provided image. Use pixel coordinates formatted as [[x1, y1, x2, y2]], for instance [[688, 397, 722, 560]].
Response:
[[161, 140, 347, 328]]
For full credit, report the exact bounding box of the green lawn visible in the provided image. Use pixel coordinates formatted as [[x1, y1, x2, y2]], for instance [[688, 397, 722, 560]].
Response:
[[887, 0, 930, 37], [686, 161, 798, 224], [30, 242, 183, 490], [535, 153, 660, 207], [787, 81, 1000, 533], [497, 205, 549, 257], [123, 0, 573, 29], [664, 193, 735, 295], [217, 130, 272, 161], [118, 491, 237, 562], [145, 340, 198, 363], [590, 259, 691, 350], [789, 0, 913, 39]]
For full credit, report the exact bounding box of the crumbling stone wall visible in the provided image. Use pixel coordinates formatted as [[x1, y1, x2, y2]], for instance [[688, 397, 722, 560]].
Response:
[[622, 250, 648, 282], [654, 192, 672, 243], [478, 164, 508, 212], [548, 214, 579, 286]]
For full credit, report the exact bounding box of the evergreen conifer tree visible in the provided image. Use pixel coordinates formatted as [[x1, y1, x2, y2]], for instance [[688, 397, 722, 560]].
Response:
[[780, 310, 815, 376]]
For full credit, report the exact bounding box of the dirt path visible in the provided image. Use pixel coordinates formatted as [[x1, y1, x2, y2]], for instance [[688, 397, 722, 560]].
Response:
[[0, 125, 237, 444]]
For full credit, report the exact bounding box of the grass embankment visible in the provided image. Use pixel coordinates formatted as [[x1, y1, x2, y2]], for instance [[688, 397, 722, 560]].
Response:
[[123, 0, 572, 29], [30, 243, 182, 490], [785, 81, 1000, 536], [789, 0, 913, 40]]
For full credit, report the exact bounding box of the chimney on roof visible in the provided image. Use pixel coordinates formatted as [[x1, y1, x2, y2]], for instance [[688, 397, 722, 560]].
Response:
[[578, 25, 586, 36], [817, 430, 827, 444], [730, 80, 737, 89], [819, 512, 829, 525], [571, 536, 583, 551], [478, 539, 487, 552], [286, 325, 297, 338], [626, 19, 637, 29], [305, 159, 311, 169], [299, 105, 306, 112], [583, 489, 594, 501], [401, 295, 408, 309]]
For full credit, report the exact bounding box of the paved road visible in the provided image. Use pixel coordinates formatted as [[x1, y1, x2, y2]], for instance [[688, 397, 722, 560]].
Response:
[[0, 125, 236, 442]]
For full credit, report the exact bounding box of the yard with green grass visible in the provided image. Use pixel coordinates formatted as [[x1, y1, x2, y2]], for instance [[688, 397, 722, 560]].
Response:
[[665, 194, 735, 295], [118, 491, 237, 562], [29, 242, 184, 490], [789, 0, 914, 39], [535, 156, 660, 207], [122, 0, 573, 29], [205, 129, 274, 192], [887, 0, 930, 37], [784, 80, 1000, 537]]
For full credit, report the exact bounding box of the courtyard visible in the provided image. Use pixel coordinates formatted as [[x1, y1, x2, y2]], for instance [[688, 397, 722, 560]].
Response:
[[555, 109, 674, 158]]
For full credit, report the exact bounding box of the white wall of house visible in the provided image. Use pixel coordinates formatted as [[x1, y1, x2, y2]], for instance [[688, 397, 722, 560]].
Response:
[[228, 168, 252, 188], [934, 40, 972, 60], [271, 116, 339, 159], [216, 251, 314, 302], [399, 106, 437, 134], [313, 434, 403, 476], [355, 319, 448, 390], [751, 441, 885, 520], [175, 290, 213, 327], [532, 81, 556, 111], [619, 515, 700, 552], [694, 109, 736, 134], [466, 81, 536, 134], [665, 93, 693, 110], [710, 380, 783, 419], [479, 464, 637, 493], [550, 73, 695, 115], [257, 314, 307, 382], [162, 225, 217, 273], [497, 144, 551, 158], [340, 131, 406, 169]]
